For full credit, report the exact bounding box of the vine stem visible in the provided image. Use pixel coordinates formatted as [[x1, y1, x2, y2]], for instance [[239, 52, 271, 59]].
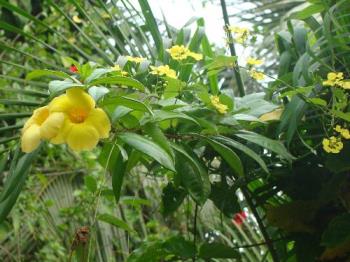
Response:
[[241, 187, 279, 262], [219, 0, 245, 97], [192, 204, 198, 262]]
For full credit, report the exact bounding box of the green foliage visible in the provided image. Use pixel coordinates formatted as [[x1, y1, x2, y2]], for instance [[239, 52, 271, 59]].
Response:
[[0, 0, 350, 261]]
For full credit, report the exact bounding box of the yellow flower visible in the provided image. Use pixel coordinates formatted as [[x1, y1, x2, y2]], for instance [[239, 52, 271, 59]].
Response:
[[250, 69, 265, 80], [247, 57, 263, 66], [72, 15, 82, 24], [334, 125, 350, 139], [21, 106, 65, 153], [126, 56, 145, 63], [166, 45, 203, 61], [48, 88, 111, 152], [111, 65, 128, 76], [227, 26, 250, 44], [166, 45, 189, 60], [210, 95, 228, 114], [322, 136, 343, 154], [323, 72, 344, 87], [188, 51, 203, 61], [150, 65, 177, 79]]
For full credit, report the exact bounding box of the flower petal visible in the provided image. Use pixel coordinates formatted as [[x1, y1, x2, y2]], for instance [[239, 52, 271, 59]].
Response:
[[23, 106, 49, 133], [85, 108, 111, 138], [66, 88, 95, 111], [65, 123, 99, 152], [21, 124, 41, 153], [40, 112, 65, 139], [49, 94, 73, 113]]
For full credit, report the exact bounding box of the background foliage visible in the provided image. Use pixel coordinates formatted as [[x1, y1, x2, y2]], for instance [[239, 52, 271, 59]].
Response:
[[1, 0, 350, 261]]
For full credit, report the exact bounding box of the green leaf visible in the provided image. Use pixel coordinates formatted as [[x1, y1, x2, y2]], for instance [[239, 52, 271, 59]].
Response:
[[88, 76, 146, 91], [48, 79, 84, 96], [97, 213, 134, 233], [119, 132, 175, 171], [88, 86, 109, 101], [321, 213, 350, 248], [198, 243, 241, 259], [213, 136, 269, 173], [151, 110, 199, 125], [0, 147, 40, 222], [101, 95, 152, 114], [293, 4, 325, 20], [308, 97, 327, 106], [121, 197, 151, 207], [85, 68, 113, 83], [235, 131, 295, 162], [162, 236, 196, 258], [204, 137, 244, 177], [172, 144, 210, 205], [84, 175, 97, 193], [205, 55, 236, 72], [144, 122, 174, 159], [111, 145, 128, 203], [138, 0, 164, 60], [161, 183, 187, 217], [210, 183, 240, 217], [26, 69, 71, 80]]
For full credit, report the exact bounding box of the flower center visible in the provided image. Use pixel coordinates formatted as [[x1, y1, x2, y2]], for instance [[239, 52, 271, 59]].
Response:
[[69, 108, 88, 123]]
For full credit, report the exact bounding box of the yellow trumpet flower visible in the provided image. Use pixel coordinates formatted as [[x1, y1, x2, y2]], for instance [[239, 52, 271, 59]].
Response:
[[21, 88, 111, 153], [49, 88, 111, 152]]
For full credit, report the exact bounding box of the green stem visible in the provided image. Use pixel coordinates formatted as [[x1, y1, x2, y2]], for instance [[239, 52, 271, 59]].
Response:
[[241, 187, 279, 262], [192, 204, 198, 262], [219, 0, 245, 97]]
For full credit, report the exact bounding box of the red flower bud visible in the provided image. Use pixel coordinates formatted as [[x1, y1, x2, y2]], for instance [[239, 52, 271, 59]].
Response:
[[70, 65, 78, 73]]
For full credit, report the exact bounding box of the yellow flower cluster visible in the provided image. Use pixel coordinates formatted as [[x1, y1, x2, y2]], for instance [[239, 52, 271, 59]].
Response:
[[322, 136, 343, 154], [335, 125, 350, 139], [322, 125, 350, 154], [227, 26, 250, 44], [166, 45, 203, 61], [210, 95, 228, 114], [126, 56, 146, 63], [323, 72, 350, 89], [150, 65, 177, 79], [250, 69, 265, 81], [21, 88, 111, 153]]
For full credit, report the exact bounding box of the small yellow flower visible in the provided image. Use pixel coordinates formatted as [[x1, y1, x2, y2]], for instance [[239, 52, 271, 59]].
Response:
[[210, 95, 228, 114], [48, 88, 111, 152], [250, 69, 265, 80], [166, 45, 189, 60], [247, 57, 263, 66], [126, 56, 145, 63], [227, 26, 250, 44], [111, 65, 128, 76], [322, 136, 343, 154], [166, 45, 203, 61], [150, 65, 177, 79], [72, 15, 82, 23], [21, 106, 65, 153], [334, 125, 350, 139], [323, 72, 344, 87]]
